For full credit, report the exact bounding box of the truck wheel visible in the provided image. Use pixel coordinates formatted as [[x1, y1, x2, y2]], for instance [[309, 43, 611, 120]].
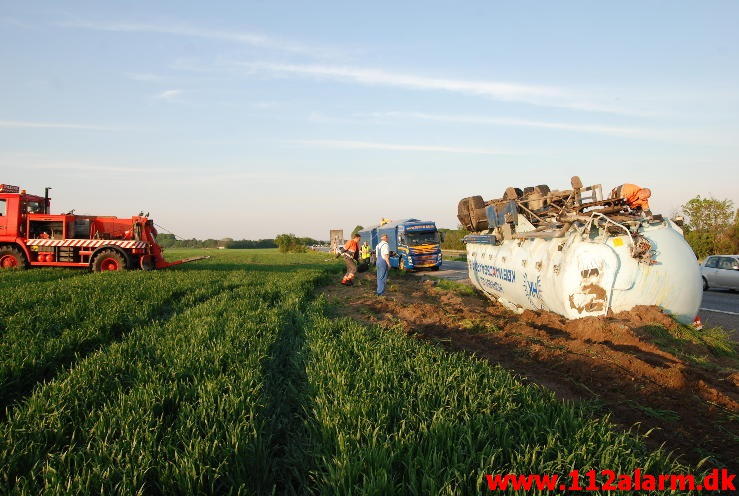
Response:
[[0, 247, 27, 269], [702, 277, 708, 291], [92, 250, 127, 272]]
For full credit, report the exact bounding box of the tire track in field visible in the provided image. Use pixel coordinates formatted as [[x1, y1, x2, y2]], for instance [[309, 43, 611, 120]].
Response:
[[249, 308, 315, 494], [0, 282, 242, 418]]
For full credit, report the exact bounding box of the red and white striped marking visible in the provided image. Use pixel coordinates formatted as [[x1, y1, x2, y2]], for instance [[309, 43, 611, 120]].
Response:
[[27, 239, 148, 249]]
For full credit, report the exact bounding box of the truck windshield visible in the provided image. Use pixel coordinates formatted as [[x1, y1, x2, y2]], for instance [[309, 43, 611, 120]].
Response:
[[406, 231, 439, 246], [25, 201, 43, 213]]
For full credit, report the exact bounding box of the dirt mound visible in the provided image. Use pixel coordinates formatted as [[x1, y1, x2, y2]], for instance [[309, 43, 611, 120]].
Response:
[[323, 273, 739, 469]]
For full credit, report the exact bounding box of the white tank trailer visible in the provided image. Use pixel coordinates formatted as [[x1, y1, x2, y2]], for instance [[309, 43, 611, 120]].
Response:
[[458, 177, 701, 324]]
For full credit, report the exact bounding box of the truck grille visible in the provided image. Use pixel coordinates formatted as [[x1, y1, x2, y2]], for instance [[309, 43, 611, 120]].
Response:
[[409, 244, 439, 255], [409, 244, 440, 267]]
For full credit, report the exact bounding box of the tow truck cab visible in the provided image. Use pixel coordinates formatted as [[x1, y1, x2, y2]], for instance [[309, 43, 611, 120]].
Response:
[[0, 184, 50, 239]]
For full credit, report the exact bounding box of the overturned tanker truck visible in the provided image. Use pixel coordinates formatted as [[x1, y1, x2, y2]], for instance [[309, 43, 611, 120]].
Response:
[[458, 176, 701, 324]]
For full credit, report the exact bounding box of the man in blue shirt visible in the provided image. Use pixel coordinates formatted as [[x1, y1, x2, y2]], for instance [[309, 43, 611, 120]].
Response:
[[375, 234, 391, 296]]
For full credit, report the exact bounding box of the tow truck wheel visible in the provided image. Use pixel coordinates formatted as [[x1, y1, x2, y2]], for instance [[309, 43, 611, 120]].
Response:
[[92, 250, 127, 272], [0, 247, 27, 269]]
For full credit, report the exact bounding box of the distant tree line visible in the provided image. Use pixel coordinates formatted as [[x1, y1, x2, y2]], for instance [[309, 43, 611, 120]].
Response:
[[681, 195, 739, 259], [222, 239, 279, 249], [156, 233, 278, 249]]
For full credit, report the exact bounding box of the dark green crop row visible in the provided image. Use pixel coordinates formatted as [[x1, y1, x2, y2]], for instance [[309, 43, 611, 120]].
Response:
[[0, 249, 693, 495]]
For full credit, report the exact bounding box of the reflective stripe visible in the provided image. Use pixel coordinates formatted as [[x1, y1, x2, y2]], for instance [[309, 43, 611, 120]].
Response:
[[27, 239, 148, 249]]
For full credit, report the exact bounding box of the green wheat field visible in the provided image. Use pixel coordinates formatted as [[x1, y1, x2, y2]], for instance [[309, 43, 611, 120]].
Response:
[[0, 249, 695, 495]]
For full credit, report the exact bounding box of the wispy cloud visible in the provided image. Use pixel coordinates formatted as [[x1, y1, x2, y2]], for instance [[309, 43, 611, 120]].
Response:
[[363, 111, 649, 138], [0, 153, 169, 173], [362, 111, 739, 145], [237, 62, 646, 115], [60, 20, 341, 58], [29, 163, 162, 173], [307, 112, 369, 125], [1, 17, 32, 28], [251, 101, 284, 109], [126, 72, 163, 82], [156, 89, 182, 100], [0, 120, 113, 130], [295, 139, 515, 155], [244, 62, 557, 101]]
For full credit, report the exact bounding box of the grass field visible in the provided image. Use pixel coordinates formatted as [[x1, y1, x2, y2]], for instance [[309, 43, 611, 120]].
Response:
[[0, 249, 697, 494]]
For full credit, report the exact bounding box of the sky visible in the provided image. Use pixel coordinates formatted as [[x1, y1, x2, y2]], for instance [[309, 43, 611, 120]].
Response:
[[1, 1, 738, 240]]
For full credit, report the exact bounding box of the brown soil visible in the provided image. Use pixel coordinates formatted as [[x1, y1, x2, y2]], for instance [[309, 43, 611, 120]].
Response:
[[322, 272, 739, 470]]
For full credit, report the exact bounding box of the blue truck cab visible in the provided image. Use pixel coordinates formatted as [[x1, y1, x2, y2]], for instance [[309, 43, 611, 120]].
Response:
[[359, 219, 442, 271]]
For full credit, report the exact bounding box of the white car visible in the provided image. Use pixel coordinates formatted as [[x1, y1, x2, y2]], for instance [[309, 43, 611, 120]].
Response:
[[701, 255, 739, 291]]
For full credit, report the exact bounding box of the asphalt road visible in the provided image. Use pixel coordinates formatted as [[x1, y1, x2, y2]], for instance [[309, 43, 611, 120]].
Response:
[[425, 260, 470, 281], [699, 290, 739, 338], [416, 260, 739, 339]]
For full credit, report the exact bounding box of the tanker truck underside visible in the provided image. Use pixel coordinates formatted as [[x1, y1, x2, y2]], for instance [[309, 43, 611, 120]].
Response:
[[458, 177, 701, 324]]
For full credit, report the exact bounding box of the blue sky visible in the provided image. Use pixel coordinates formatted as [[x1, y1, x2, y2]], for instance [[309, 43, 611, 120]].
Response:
[[2, 1, 737, 239]]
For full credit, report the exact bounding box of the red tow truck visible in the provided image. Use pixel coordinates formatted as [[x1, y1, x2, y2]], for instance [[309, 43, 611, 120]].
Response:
[[0, 183, 206, 272]]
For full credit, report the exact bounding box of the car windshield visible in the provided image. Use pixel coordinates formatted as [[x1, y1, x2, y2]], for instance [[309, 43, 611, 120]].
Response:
[[406, 231, 439, 246]]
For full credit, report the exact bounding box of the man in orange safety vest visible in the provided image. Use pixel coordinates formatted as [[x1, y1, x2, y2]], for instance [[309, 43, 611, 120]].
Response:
[[610, 184, 652, 215], [338, 233, 361, 286]]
